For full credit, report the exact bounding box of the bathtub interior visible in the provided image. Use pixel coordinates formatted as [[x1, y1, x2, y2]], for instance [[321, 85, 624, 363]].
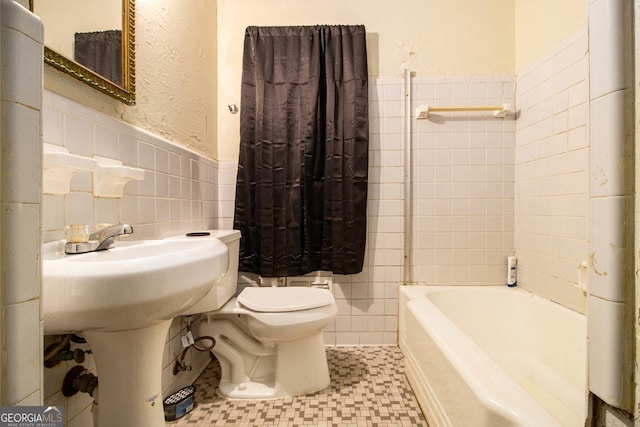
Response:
[[399, 285, 588, 427], [427, 287, 587, 414]]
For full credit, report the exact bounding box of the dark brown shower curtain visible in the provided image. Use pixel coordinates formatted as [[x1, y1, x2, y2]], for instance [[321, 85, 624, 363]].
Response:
[[74, 30, 122, 86], [234, 25, 368, 277]]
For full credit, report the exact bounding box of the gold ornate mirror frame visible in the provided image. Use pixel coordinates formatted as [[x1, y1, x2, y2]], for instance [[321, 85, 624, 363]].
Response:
[[29, 0, 136, 105]]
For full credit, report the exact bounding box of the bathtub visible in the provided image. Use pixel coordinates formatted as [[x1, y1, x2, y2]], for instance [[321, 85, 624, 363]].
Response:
[[399, 285, 587, 427]]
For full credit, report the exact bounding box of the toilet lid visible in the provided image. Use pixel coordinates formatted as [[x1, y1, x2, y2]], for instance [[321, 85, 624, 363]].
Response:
[[237, 287, 334, 312]]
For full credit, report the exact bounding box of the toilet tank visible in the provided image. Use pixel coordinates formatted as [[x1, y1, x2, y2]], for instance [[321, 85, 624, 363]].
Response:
[[177, 230, 240, 315]]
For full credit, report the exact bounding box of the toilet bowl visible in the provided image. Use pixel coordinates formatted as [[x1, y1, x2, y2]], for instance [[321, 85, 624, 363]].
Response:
[[174, 230, 337, 399]]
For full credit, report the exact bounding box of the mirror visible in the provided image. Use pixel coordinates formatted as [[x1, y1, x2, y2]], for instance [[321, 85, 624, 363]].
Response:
[[29, 0, 136, 105]]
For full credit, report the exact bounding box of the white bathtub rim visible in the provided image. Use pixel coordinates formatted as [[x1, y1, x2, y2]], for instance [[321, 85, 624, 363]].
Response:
[[406, 297, 562, 427], [400, 283, 586, 315]]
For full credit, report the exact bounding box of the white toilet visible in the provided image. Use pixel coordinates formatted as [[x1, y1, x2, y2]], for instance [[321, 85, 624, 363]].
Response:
[[178, 230, 338, 399]]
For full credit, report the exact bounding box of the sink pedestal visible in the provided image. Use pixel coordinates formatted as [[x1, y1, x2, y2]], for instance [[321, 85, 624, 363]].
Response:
[[83, 320, 172, 427]]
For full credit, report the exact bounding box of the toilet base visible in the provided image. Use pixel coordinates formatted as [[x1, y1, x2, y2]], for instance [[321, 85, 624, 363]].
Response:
[[218, 377, 330, 400], [215, 332, 331, 399]]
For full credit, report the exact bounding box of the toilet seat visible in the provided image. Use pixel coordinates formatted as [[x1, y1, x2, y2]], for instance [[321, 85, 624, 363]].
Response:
[[237, 287, 334, 312]]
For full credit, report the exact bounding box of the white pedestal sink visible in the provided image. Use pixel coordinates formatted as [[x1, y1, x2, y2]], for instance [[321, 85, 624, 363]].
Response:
[[43, 238, 229, 427]]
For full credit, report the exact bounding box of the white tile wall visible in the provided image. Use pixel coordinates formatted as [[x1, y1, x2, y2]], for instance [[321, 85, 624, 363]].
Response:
[[587, 0, 635, 414], [588, 0, 631, 100], [322, 77, 404, 346], [41, 91, 219, 242], [217, 162, 237, 229], [514, 29, 589, 313], [1, 0, 43, 407], [410, 76, 516, 286]]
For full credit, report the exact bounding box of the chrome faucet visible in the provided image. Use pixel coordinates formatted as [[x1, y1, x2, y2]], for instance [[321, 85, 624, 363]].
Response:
[[65, 224, 134, 254]]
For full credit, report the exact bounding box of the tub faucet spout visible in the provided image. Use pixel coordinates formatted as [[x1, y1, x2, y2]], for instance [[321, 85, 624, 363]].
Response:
[[65, 224, 134, 254]]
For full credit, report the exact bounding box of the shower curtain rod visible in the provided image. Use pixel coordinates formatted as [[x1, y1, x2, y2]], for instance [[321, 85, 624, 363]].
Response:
[[415, 103, 514, 118]]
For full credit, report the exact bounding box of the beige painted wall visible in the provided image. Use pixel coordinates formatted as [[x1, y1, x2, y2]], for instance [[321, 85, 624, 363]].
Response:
[[514, 0, 586, 72], [216, 0, 516, 161], [33, 0, 587, 162], [42, 0, 218, 159]]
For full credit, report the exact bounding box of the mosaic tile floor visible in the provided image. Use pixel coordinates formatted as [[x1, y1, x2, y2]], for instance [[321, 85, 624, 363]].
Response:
[[166, 346, 428, 426]]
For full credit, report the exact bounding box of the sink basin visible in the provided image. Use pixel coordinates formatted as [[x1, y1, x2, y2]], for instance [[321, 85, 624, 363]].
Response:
[[43, 238, 228, 334], [43, 235, 229, 427]]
